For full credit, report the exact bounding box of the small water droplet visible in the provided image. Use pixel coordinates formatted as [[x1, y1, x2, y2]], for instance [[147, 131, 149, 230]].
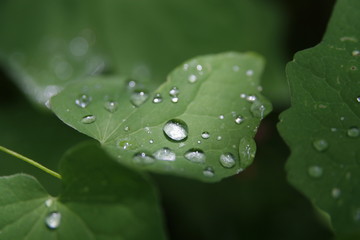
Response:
[[133, 152, 155, 164], [124, 126, 130, 132], [246, 70, 254, 76], [69, 37, 89, 57], [104, 101, 118, 113], [203, 167, 215, 177], [331, 128, 337, 132], [169, 87, 180, 96], [153, 148, 176, 161], [171, 96, 179, 103], [340, 116, 345, 121], [353, 50, 360, 56], [118, 140, 132, 150], [313, 139, 328, 152], [235, 116, 244, 124], [246, 95, 257, 102], [131, 90, 149, 107], [356, 96, 360, 103], [127, 80, 137, 88], [308, 165, 323, 178], [153, 93, 163, 103], [219, 115, 225, 120], [219, 153, 236, 168], [45, 199, 53, 207], [196, 64, 203, 71], [197, 140, 201, 144], [81, 115, 96, 124], [45, 211, 61, 230], [144, 127, 151, 134], [240, 93, 247, 99], [163, 119, 188, 142], [347, 127, 360, 138], [184, 149, 206, 163], [332, 188, 341, 199], [149, 139, 154, 144], [75, 94, 92, 108], [188, 74, 197, 83], [233, 65, 240, 72], [201, 131, 210, 139], [217, 136, 222, 141]]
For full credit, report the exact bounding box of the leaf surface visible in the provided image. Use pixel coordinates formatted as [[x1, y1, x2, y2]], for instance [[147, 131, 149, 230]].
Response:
[[51, 52, 271, 182], [278, 0, 360, 237], [0, 142, 166, 240]]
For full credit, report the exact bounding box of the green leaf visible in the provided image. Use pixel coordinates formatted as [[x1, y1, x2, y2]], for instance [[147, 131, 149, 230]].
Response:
[[0, 0, 287, 107], [0, 142, 166, 240], [51, 52, 272, 182], [278, 0, 360, 237]]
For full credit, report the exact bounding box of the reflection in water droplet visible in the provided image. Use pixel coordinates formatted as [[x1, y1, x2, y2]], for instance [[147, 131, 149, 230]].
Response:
[[163, 119, 188, 141], [153, 93, 163, 103], [81, 115, 96, 124], [133, 152, 155, 164], [184, 149, 206, 163], [201, 132, 210, 139], [104, 101, 118, 113], [332, 188, 341, 199], [203, 167, 215, 177], [313, 139, 328, 152], [131, 90, 149, 107], [219, 153, 236, 168], [75, 94, 91, 108], [347, 127, 360, 138], [45, 211, 61, 230], [235, 116, 244, 124], [308, 165, 323, 178], [153, 148, 176, 161]]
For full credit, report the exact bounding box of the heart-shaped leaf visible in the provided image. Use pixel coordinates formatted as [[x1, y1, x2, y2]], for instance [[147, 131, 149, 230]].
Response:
[[0, 142, 166, 240], [51, 52, 272, 182]]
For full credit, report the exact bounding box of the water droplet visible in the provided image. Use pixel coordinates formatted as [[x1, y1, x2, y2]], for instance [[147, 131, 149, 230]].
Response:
[[203, 167, 215, 177], [188, 74, 197, 83], [131, 90, 149, 107], [219, 153, 236, 168], [184, 149, 206, 163], [104, 101, 118, 113], [152, 93, 163, 103], [171, 96, 179, 103], [332, 188, 341, 199], [233, 65, 240, 72], [118, 140, 132, 150], [45, 199, 53, 207], [81, 115, 96, 124], [352, 50, 360, 56], [347, 127, 360, 138], [144, 127, 151, 134], [308, 165, 323, 178], [246, 95, 257, 103], [331, 128, 337, 132], [219, 115, 225, 120], [196, 64, 203, 71], [246, 70, 254, 76], [69, 37, 89, 57], [133, 152, 155, 165], [75, 94, 91, 108], [201, 131, 210, 139], [124, 126, 130, 132], [217, 136, 222, 141], [239, 137, 256, 167], [153, 148, 176, 161], [235, 116, 244, 124], [127, 80, 137, 88], [163, 119, 188, 142], [313, 139, 328, 152], [240, 93, 247, 99], [169, 87, 180, 96], [149, 139, 154, 144], [250, 101, 266, 119], [197, 140, 201, 144], [356, 96, 360, 103], [45, 211, 61, 230]]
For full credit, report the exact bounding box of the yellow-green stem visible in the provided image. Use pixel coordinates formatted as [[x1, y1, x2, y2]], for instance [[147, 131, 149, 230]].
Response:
[[0, 145, 62, 179]]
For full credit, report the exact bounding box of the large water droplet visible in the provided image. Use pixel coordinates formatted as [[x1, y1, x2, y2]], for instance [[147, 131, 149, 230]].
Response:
[[75, 94, 91, 108], [81, 115, 96, 124], [163, 119, 188, 142], [235, 116, 244, 124], [239, 137, 256, 167], [133, 152, 155, 165], [153, 148, 176, 161], [152, 93, 163, 103], [45, 211, 61, 230], [131, 90, 149, 107], [184, 149, 206, 163], [313, 139, 328, 152], [201, 132, 210, 139], [104, 101, 118, 113], [203, 167, 215, 177], [332, 188, 341, 199], [219, 153, 236, 168], [308, 165, 323, 178], [347, 127, 360, 138]]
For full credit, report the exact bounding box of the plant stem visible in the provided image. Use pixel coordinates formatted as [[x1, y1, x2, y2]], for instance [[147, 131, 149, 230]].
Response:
[[0, 145, 62, 180]]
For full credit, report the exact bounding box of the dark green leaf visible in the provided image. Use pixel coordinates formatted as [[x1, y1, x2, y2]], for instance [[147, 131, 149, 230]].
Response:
[[0, 142, 166, 240], [51, 52, 272, 182], [0, 0, 287, 107], [278, 0, 360, 237]]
